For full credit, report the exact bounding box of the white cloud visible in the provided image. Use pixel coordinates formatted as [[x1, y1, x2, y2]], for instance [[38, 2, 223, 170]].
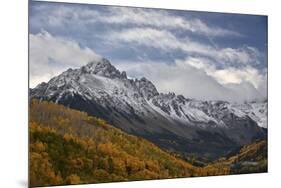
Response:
[[179, 57, 266, 88], [28, 30, 266, 102], [31, 4, 241, 38], [101, 7, 241, 37], [31, 4, 100, 27], [29, 31, 101, 88], [29, 4, 267, 102], [108, 27, 261, 66], [115, 59, 266, 102]]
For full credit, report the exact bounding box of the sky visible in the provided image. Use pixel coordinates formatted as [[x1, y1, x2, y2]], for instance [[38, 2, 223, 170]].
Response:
[[29, 1, 268, 102]]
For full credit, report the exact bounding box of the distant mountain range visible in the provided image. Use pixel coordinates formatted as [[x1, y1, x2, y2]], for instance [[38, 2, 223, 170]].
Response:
[[30, 58, 267, 160]]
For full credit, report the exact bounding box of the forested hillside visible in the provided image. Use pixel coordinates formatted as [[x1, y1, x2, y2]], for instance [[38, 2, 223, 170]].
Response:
[[29, 100, 267, 187], [29, 100, 197, 187]]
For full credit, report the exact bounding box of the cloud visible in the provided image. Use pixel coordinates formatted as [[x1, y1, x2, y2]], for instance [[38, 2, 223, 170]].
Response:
[[29, 31, 101, 88], [30, 3, 100, 28], [30, 3, 241, 38], [115, 58, 266, 102], [29, 2, 267, 102], [180, 57, 266, 88], [101, 7, 241, 37], [108, 27, 262, 66]]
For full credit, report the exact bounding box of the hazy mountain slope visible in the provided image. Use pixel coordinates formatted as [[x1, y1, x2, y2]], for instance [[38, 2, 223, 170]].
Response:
[[202, 139, 267, 175], [30, 58, 267, 160]]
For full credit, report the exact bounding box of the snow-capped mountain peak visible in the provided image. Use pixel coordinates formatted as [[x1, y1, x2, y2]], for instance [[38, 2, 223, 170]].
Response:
[[31, 58, 267, 129], [80, 58, 127, 80]]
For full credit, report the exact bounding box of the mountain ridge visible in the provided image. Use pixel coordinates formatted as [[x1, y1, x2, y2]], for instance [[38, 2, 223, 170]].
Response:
[[30, 58, 267, 160]]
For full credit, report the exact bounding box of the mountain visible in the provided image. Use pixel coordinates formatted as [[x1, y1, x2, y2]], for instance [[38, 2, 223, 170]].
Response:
[[30, 58, 267, 160]]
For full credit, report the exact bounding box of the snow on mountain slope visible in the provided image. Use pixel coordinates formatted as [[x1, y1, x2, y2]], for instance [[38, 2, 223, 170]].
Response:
[[231, 102, 268, 128], [30, 58, 268, 129]]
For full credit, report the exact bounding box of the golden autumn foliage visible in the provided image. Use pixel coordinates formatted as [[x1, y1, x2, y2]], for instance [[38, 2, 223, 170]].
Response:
[[29, 100, 198, 187], [66, 174, 81, 184], [29, 99, 267, 187], [29, 150, 63, 186]]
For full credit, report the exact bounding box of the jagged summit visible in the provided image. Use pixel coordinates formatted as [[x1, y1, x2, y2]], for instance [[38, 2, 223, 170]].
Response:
[[80, 58, 127, 79], [135, 77, 159, 100]]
